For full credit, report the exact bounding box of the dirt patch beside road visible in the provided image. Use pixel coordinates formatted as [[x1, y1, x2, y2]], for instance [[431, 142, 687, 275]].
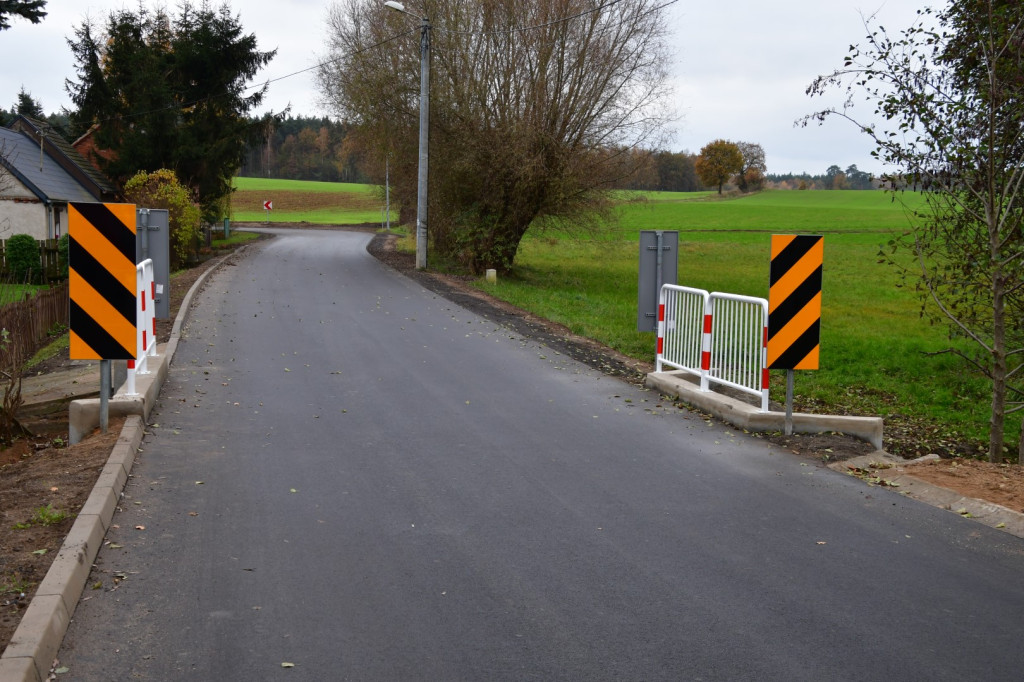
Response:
[[1, 249, 242, 653]]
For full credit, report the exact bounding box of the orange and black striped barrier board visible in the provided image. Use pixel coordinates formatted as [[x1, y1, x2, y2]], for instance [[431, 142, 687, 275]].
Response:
[[69, 202, 137, 360], [767, 234, 822, 370]]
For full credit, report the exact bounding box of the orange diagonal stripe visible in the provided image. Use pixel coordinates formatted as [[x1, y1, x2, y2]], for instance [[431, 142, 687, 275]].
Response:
[[769, 238, 823, 313], [69, 330, 100, 361], [766, 292, 821, 365], [71, 210, 137, 293], [795, 345, 820, 370], [770, 234, 796, 259], [70, 268, 137, 348]]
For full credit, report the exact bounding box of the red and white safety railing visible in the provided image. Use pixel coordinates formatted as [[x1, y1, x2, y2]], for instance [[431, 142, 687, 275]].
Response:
[[656, 285, 770, 412], [655, 285, 709, 375], [125, 258, 158, 396]]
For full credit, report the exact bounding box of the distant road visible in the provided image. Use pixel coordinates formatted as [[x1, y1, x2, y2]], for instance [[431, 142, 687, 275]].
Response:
[[59, 228, 1024, 681]]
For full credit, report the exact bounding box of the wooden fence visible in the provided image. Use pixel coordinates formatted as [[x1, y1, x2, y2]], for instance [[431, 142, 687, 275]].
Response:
[[0, 281, 69, 361], [0, 238, 66, 284]]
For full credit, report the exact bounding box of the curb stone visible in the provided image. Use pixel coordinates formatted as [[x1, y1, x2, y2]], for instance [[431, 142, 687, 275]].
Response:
[[0, 250, 243, 682], [829, 453, 1024, 539]]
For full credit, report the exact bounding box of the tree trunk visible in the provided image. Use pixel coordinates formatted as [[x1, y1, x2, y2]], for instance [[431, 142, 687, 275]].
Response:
[[1019, 419, 1023, 464], [988, 256, 1007, 463]]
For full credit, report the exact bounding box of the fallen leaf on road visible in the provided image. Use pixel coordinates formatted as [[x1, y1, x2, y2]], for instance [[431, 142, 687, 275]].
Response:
[[32, 549, 47, 555], [281, 662, 295, 668], [135, 525, 146, 530]]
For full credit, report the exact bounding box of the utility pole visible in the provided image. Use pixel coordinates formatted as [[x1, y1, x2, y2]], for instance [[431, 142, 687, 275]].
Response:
[[385, 1, 430, 269]]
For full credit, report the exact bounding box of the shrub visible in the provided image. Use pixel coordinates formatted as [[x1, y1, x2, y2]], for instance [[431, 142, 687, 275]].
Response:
[[5, 234, 40, 283], [123, 169, 202, 269], [56, 233, 69, 278]]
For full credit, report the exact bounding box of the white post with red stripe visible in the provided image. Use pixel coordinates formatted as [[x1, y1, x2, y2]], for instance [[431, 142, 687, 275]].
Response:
[[125, 259, 157, 397], [656, 285, 710, 375]]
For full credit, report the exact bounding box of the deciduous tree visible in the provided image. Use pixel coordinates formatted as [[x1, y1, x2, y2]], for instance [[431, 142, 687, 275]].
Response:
[[804, 0, 1024, 462], [735, 141, 766, 193], [317, 0, 673, 274], [695, 140, 743, 195]]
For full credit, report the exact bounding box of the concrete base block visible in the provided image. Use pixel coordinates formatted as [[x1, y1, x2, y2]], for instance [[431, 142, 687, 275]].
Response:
[[68, 347, 168, 444], [0, 657, 39, 682], [2, 595, 69, 682], [646, 370, 884, 449]]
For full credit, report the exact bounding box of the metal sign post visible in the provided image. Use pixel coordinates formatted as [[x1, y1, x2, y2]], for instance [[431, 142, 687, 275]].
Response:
[[137, 208, 171, 319], [264, 199, 272, 224], [637, 230, 679, 332]]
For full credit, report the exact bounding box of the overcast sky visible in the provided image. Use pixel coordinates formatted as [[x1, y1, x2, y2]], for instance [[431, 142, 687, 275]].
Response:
[[0, 0, 925, 175]]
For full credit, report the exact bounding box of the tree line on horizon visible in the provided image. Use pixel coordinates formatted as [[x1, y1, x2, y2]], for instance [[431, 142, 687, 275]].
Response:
[[1, 93, 879, 196], [233, 116, 878, 193]]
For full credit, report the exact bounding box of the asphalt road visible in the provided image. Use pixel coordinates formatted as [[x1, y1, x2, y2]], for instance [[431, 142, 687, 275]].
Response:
[[58, 229, 1024, 681]]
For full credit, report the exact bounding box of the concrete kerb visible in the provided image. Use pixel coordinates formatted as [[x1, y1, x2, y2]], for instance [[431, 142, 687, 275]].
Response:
[[0, 255, 234, 682], [646, 370, 884, 449], [828, 453, 1024, 540]]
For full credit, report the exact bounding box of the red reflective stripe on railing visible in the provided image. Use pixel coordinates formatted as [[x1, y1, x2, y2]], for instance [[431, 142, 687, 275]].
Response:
[[128, 359, 135, 369], [658, 303, 665, 322], [657, 336, 664, 354], [143, 330, 147, 350], [703, 314, 713, 334], [701, 351, 710, 371], [762, 368, 770, 389]]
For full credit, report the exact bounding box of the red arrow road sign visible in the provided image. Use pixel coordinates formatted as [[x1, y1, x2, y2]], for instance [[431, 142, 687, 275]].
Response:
[[264, 200, 273, 211]]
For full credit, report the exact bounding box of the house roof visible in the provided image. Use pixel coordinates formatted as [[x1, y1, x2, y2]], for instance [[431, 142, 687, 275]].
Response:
[[0, 127, 97, 204], [9, 116, 117, 199]]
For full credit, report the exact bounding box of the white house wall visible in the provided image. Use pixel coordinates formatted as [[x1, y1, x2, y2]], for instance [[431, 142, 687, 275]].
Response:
[[0, 170, 60, 239]]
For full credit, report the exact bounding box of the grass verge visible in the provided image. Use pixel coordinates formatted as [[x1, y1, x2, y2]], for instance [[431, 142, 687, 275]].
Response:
[[471, 190, 1019, 456]]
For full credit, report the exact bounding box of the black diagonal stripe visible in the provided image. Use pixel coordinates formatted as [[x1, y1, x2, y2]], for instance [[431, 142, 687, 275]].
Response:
[[767, 320, 821, 370], [71, 202, 136, 263], [69, 236, 136, 324], [70, 300, 135, 360], [770, 235, 823, 286], [767, 265, 822, 340]]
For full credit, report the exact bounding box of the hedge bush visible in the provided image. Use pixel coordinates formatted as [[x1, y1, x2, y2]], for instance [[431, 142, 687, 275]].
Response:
[[5, 234, 40, 283]]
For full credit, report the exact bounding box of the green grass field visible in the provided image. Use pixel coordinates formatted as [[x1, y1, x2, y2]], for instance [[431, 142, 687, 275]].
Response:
[[230, 177, 390, 224]]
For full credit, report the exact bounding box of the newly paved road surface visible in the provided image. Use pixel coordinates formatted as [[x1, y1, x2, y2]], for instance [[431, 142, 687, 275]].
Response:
[[58, 229, 1024, 680]]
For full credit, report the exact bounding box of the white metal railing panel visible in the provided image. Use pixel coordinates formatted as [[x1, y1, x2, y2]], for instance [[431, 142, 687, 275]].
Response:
[[656, 285, 709, 374], [706, 293, 769, 411], [656, 285, 769, 412]]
